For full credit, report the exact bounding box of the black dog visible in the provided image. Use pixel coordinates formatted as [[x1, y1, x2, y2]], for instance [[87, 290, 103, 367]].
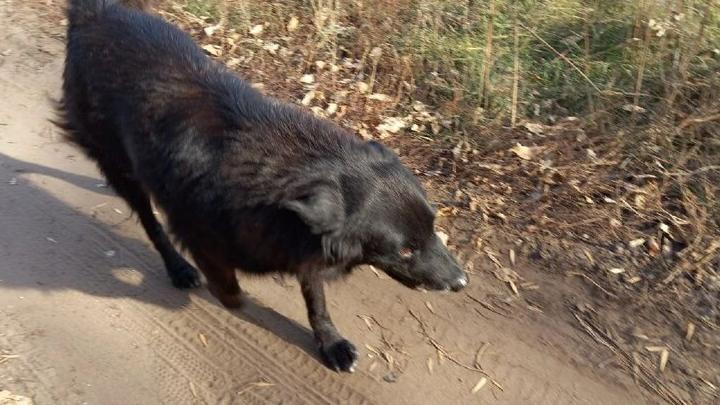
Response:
[[58, 0, 468, 372]]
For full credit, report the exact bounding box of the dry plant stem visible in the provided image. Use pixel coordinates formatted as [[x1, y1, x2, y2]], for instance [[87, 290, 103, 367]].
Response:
[[583, 1, 595, 114], [632, 16, 651, 123], [520, 23, 601, 94], [217, 0, 229, 29], [481, 0, 495, 109], [567, 272, 618, 298], [466, 293, 510, 317], [510, 1, 520, 128], [665, 0, 714, 110], [678, 112, 720, 129], [408, 310, 504, 391], [573, 309, 687, 405]]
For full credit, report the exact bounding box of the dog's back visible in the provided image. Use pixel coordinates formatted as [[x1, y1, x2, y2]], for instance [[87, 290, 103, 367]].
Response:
[[59, 0, 378, 273]]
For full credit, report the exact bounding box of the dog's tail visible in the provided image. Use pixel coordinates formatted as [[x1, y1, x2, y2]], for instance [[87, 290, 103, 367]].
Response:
[[68, 0, 151, 26]]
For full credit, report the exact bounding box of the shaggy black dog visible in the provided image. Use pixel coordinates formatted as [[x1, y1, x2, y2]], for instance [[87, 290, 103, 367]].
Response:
[[58, 0, 468, 372]]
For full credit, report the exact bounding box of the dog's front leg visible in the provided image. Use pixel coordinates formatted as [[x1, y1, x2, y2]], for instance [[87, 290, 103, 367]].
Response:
[[298, 270, 358, 372]]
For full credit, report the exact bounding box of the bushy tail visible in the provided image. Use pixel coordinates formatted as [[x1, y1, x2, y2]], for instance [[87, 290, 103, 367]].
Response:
[[68, 0, 151, 26]]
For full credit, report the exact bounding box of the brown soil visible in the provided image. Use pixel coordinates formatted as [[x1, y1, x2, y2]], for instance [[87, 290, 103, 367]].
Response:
[[0, 0, 716, 404]]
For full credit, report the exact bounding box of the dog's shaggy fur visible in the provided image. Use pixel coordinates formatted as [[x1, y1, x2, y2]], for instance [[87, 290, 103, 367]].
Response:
[[58, 0, 467, 371]]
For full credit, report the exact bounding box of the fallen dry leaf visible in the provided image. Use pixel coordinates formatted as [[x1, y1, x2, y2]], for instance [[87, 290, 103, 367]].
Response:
[[376, 117, 406, 134], [659, 348, 670, 372], [203, 24, 220, 37], [262, 42, 280, 54], [510, 143, 543, 160], [369, 265, 386, 279], [301, 90, 315, 106], [325, 103, 338, 116], [622, 104, 646, 113], [685, 322, 695, 341], [226, 57, 241, 68], [508, 280, 519, 295], [299, 74, 315, 84], [249, 24, 264, 36], [237, 381, 274, 396], [357, 315, 373, 331], [471, 377, 488, 394], [367, 93, 391, 101], [647, 237, 661, 256], [286, 16, 299, 32], [629, 238, 646, 248], [522, 122, 544, 134], [436, 231, 449, 246], [201, 44, 222, 57], [0, 390, 32, 405]]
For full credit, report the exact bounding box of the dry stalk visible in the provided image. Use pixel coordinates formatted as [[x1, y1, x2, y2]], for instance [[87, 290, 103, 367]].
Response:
[[520, 23, 601, 94], [510, 1, 520, 128], [567, 272, 618, 298], [632, 15, 651, 123], [409, 310, 504, 391], [480, 0, 495, 109], [573, 308, 687, 405]]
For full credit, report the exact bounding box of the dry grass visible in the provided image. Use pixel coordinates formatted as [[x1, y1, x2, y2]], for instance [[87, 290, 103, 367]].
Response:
[[155, 0, 720, 402]]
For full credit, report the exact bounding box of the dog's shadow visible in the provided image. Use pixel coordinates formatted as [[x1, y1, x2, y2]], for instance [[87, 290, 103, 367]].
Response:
[[230, 295, 317, 356], [0, 151, 117, 196], [0, 153, 321, 364]]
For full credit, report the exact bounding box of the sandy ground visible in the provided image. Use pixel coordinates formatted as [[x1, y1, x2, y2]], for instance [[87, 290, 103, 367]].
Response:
[[0, 0, 655, 404]]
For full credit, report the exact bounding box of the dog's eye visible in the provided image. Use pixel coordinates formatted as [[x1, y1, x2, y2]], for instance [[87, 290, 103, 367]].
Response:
[[399, 247, 414, 259]]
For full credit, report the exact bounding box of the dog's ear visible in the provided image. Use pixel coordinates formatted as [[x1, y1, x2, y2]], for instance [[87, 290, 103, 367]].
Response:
[[282, 183, 345, 235], [283, 182, 363, 264]]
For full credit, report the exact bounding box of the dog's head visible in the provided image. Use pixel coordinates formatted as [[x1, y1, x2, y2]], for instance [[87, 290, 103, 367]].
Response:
[[282, 140, 468, 292]]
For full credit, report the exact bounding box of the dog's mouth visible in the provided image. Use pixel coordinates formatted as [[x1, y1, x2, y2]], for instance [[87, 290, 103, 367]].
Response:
[[382, 268, 423, 289], [379, 267, 463, 292]]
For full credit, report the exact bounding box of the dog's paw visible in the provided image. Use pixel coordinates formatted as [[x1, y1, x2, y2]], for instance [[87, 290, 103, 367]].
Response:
[[320, 339, 358, 373], [168, 260, 201, 289]]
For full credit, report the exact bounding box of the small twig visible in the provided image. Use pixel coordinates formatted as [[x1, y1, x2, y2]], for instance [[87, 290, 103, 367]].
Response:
[[667, 165, 720, 179], [678, 112, 720, 129], [519, 23, 601, 94], [237, 380, 274, 396], [567, 272, 618, 298], [474, 343, 490, 369], [370, 315, 390, 331], [466, 293, 511, 317], [573, 309, 686, 405], [0, 354, 20, 366], [409, 310, 504, 391], [557, 217, 606, 230]]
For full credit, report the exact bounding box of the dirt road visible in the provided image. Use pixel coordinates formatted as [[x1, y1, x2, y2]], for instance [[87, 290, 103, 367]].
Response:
[[0, 1, 652, 404]]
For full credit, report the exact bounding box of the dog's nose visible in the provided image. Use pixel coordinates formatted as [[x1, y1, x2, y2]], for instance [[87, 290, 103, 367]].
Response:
[[450, 273, 469, 291]]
